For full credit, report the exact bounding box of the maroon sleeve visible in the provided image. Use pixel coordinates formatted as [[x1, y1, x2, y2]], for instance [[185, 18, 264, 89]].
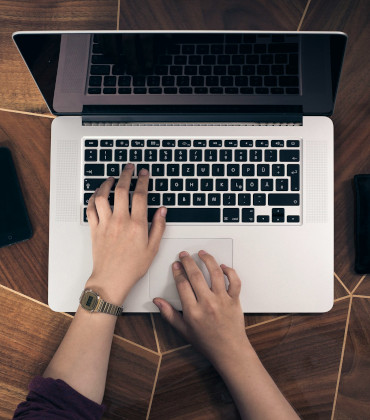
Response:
[[13, 376, 105, 419]]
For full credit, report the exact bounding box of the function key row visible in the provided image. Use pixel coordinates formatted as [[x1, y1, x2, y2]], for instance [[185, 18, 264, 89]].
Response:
[[85, 139, 300, 148]]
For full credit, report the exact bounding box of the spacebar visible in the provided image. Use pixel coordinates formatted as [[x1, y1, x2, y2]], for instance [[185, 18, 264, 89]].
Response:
[[148, 208, 220, 222]]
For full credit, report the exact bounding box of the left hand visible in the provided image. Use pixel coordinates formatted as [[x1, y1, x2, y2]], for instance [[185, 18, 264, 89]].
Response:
[[84, 164, 167, 306]]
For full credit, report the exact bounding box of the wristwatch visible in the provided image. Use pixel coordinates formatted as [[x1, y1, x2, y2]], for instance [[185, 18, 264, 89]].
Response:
[[79, 289, 123, 316]]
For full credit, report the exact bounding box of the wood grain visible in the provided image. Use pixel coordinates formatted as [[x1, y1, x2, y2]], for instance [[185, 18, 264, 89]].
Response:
[[0, 0, 118, 114], [150, 298, 349, 419], [300, 0, 370, 292], [335, 297, 370, 419], [119, 0, 307, 30]]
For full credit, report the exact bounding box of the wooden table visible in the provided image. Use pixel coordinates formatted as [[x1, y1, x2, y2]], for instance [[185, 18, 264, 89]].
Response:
[[0, 0, 369, 418]]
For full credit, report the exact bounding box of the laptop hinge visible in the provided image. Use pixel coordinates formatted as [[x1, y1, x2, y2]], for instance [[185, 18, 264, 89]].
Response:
[[82, 113, 303, 126]]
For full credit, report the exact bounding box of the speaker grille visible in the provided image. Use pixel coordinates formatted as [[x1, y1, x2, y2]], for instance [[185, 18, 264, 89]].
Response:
[[304, 141, 329, 223]]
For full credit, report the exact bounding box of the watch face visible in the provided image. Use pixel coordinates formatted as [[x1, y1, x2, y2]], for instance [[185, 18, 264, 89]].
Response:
[[81, 290, 98, 311]]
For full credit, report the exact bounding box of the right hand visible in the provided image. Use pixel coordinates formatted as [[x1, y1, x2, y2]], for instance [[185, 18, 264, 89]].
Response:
[[153, 250, 252, 368]]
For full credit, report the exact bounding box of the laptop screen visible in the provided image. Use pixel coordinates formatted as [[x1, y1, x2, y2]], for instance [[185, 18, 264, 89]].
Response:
[[13, 31, 346, 118]]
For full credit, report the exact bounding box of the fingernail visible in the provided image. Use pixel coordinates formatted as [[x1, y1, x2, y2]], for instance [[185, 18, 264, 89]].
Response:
[[140, 168, 148, 176], [126, 163, 134, 169], [220, 264, 227, 269], [179, 251, 189, 258], [173, 261, 181, 269], [160, 207, 167, 217], [153, 299, 162, 309], [198, 250, 207, 255]]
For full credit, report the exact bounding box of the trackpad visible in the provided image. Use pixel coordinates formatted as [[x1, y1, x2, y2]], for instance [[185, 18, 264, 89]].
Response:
[[149, 238, 233, 307]]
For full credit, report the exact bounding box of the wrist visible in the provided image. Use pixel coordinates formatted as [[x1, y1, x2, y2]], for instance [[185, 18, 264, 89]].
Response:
[[83, 276, 130, 307]]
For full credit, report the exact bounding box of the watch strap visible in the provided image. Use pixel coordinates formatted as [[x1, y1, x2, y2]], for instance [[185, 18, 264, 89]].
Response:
[[96, 298, 123, 316]]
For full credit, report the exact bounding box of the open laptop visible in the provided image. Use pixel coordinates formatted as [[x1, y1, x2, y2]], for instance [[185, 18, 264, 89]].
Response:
[[13, 31, 347, 313]]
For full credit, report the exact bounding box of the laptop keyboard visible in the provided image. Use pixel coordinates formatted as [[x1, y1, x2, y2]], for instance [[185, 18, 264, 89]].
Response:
[[82, 138, 302, 225], [87, 34, 300, 96]]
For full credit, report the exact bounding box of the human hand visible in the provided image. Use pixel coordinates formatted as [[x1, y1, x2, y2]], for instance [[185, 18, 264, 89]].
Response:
[[153, 250, 251, 368], [84, 164, 167, 306]]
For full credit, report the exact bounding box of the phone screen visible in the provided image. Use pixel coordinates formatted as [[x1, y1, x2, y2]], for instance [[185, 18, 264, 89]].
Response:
[[0, 147, 32, 247]]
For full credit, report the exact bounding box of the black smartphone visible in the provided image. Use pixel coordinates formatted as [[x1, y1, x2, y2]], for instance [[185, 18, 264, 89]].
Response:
[[0, 147, 32, 248]]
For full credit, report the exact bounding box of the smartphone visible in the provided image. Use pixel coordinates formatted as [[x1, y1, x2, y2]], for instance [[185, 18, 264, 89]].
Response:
[[0, 147, 32, 248]]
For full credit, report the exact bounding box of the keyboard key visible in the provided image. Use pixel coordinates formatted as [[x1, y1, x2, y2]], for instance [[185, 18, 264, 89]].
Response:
[[271, 140, 284, 147], [85, 140, 98, 147], [272, 164, 285, 176], [223, 194, 236, 206], [287, 140, 300, 147], [118, 88, 131, 94], [220, 150, 232, 161], [171, 179, 183, 191], [246, 179, 258, 191], [209, 140, 222, 147], [147, 139, 160, 147], [287, 164, 300, 191], [137, 164, 149, 174], [257, 164, 270, 176], [178, 194, 191, 206], [261, 179, 273, 191], [100, 139, 113, 147], [190, 149, 203, 161], [167, 164, 179, 176], [163, 194, 176, 206], [100, 149, 112, 161], [223, 208, 239, 223], [250, 150, 262, 162], [212, 164, 224, 176], [197, 164, 210, 176], [242, 208, 254, 222], [235, 150, 248, 162], [84, 178, 105, 191], [276, 179, 289, 191], [175, 150, 187, 161], [159, 208, 220, 223], [178, 139, 191, 147], [85, 149, 97, 161], [160, 149, 172, 161], [253, 194, 266, 206], [205, 150, 217, 161], [240, 140, 253, 147], [107, 164, 119, 176], [238, 194, 251, 206], [256, 140, 269, 147], [89, 76, 102, 86], [225, 140, 238, 147], [287, 215, 300, 223], [216, 179, 228, 191], [163, 140, 176, 147], [103, 88, 116, 94], [194, 140, 206, 147], [272, 215, 284, 223], [231, 179, 243, 191], [85, 164, 104, 176], [149, 88, 162, 94], [186, 179, 198, 191], [84, 193, 93, 205], [201, 179, 213, 191], [268, 194, 300, 206], [104, 76, 116, 87], [148, 194, 160, 205], [265, 150, 277, 162], [227, 164, 240, 176], [257, 215, 269, 223], [208, 194, 221, 206], [115, 149, 127, 161], [116, 140, 129, 147], [130, 150, 142, 161], [118, 76, 131, 86], [152, 164, 165, 176], [193, 194, 206, 206], [132, 140, 144, 147], [279, 76, 299, 87], [145, 149, 157, 161], [155, 179, 168, 191], [182, 164, 195, 176], [88, 88, 101, 94], [280, 150, 300, 162], [90, 65, 110, 75], [242, 164, 255, 176]]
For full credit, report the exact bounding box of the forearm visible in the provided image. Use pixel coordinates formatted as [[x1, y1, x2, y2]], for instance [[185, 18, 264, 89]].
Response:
[[215, 341, 299, 420], [43, 306, 117, 404]]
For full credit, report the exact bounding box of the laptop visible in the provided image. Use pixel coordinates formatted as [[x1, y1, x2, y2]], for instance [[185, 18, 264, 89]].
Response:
[[13, 31, 347, 313]]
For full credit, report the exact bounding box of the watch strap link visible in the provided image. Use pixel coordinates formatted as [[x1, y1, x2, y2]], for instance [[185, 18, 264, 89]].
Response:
[[96, 298, 123, 316]]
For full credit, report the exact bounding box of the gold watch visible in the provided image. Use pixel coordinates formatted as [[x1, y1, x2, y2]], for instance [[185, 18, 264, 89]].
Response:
[[79, 289, 123, 316]]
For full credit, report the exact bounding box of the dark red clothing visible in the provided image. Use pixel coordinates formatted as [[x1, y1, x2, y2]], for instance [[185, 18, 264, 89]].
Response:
[[13, 376, 105, 419]]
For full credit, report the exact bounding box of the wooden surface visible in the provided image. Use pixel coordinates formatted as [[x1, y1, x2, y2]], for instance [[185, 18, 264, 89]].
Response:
[[0, 0, 369, 418]]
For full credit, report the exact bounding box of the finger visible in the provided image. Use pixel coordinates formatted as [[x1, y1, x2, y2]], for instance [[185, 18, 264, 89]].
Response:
[[131, 168, 149, 222], [114, 163, 134, 216], [94, 177, 115, 220], [179, 251, 212, 299], [86, 190, 99, 227], [148, 207, 167, 255], [221, 264, 242, 298], [153, 298, 188, 338], [172, 261, 197, 308], [198, 250, 226, 294]]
